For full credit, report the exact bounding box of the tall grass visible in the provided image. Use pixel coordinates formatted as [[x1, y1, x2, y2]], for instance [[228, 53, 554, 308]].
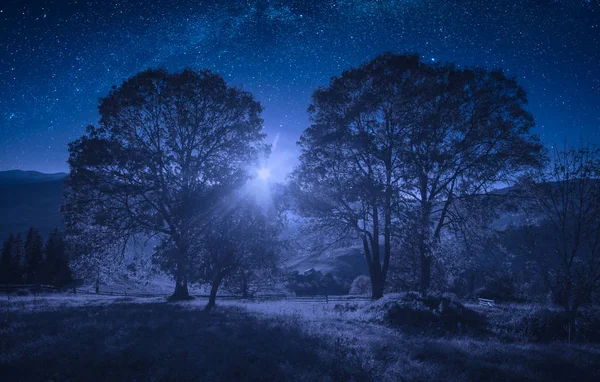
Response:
[[1, 296, 600, 381]]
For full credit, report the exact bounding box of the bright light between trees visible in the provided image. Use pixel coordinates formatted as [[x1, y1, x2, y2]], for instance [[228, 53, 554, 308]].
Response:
[[257, 167, 271, 181]]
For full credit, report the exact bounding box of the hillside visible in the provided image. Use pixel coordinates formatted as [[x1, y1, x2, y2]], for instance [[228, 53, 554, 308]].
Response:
[[287, 245, 369, 280], [0, 169, 531, 282], [0, 170, 67, 239]]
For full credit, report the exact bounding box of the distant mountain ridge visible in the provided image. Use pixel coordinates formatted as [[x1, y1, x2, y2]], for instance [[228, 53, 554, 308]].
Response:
[[0, 170, 67, 239], [0, 170, 67, 187]]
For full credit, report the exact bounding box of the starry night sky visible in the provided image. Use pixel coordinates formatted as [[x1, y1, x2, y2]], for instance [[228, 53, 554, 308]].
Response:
[[1, 0, 599, 180]]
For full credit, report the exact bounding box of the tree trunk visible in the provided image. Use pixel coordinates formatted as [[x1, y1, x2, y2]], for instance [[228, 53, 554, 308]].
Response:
[[205, 277, 222, 311], [566, 308, 578, 344], [362, 236, 384, 300], [241, 277, 250, 299], [170, 255, 191, 301], [371, 276, 384, 300], [172, 278, 190, 300], [420, 252, 431, 298], [419, 198, 432, 298]]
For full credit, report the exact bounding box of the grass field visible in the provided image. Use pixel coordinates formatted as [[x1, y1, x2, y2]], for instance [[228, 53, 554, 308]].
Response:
[[1, 295, 600, 381]]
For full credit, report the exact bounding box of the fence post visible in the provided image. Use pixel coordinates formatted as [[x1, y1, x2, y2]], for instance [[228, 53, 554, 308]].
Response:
[[326, 294, 328, 304]]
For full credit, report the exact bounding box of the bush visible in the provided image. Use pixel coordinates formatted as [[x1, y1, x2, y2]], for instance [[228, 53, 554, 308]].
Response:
[[368, 292, 485, 335], [576, 307, 600, 343], [349, 275, 371, 295], [516, 307, 600, 343], [517, 308, 569, 342], [475, 270, 517, 302]]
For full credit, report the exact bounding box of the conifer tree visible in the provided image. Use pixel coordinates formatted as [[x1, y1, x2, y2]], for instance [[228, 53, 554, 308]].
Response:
[[43, 229, 73, 287], [12, 233, 25, 284], [24, 227, 44, 284], [0, 234, 16, 284]]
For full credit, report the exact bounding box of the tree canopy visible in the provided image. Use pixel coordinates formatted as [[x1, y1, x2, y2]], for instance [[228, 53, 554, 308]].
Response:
[[64, 68, 268, 299], [292, 53, 542, 299]]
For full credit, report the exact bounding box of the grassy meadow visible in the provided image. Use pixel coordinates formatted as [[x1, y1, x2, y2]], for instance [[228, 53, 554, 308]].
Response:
[[1, 294, 599, 381]]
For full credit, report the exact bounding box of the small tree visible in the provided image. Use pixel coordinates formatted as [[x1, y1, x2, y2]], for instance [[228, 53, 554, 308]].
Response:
[[223, 264, 280, 299], [24, 227, 44, 284], [520, 145, 600, 341], [66, 223, 124, 293], [197, 196, 284, 310]]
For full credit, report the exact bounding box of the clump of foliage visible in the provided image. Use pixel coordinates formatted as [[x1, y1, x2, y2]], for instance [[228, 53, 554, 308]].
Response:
[[368, 292, 485, 335], [509, 306, 600, 343], [475, 269, 518, 302], [517, 308, 571, 342], [349, 275, 371, 295]]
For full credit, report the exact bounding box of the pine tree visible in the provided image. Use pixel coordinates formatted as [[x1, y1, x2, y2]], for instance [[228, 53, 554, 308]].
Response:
[[0, 234, 15, 284], [11, 233, 25, 284], [24, 227, 44, 284], [43, 229, 73, 287]]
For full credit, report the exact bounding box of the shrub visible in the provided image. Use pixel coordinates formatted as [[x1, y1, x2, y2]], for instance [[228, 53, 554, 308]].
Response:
[[576, 307, 600, 343], [333, 303, 359, 313], [515, 307, 600, 343], [517, 308, 569, 342], [349, 275, 371, 295], [16, 289, 30, 296], [368, 292, 485, 335], [475, 270, 517, 302]]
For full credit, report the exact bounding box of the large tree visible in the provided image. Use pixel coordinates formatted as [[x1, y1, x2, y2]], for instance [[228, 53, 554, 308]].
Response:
[[291, 54, 419, 299], [394, 56, 542, 296], [64, 68, 267, 299], [292, 53, 541, 299]]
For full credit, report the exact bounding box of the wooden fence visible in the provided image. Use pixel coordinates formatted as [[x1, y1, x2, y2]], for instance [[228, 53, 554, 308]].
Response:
[[0, 284, 61, 293], [0, 284, 371, 303]]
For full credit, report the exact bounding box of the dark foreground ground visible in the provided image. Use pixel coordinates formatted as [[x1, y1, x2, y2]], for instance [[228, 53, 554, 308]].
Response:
[[1, 296, 600, 381]]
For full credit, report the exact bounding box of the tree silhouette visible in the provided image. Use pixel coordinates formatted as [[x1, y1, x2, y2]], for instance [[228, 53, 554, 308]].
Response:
[[292, 53, 542, 298], [43, 229, 73, 287], [64, 68, 267, 299], [392, 56, 542, 296], [196, 195, 284, 310], [24, 227, 44, 284], [519, 146, 600, 341], [0, 234, 17, 284], [12, 233, 25, 284]]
